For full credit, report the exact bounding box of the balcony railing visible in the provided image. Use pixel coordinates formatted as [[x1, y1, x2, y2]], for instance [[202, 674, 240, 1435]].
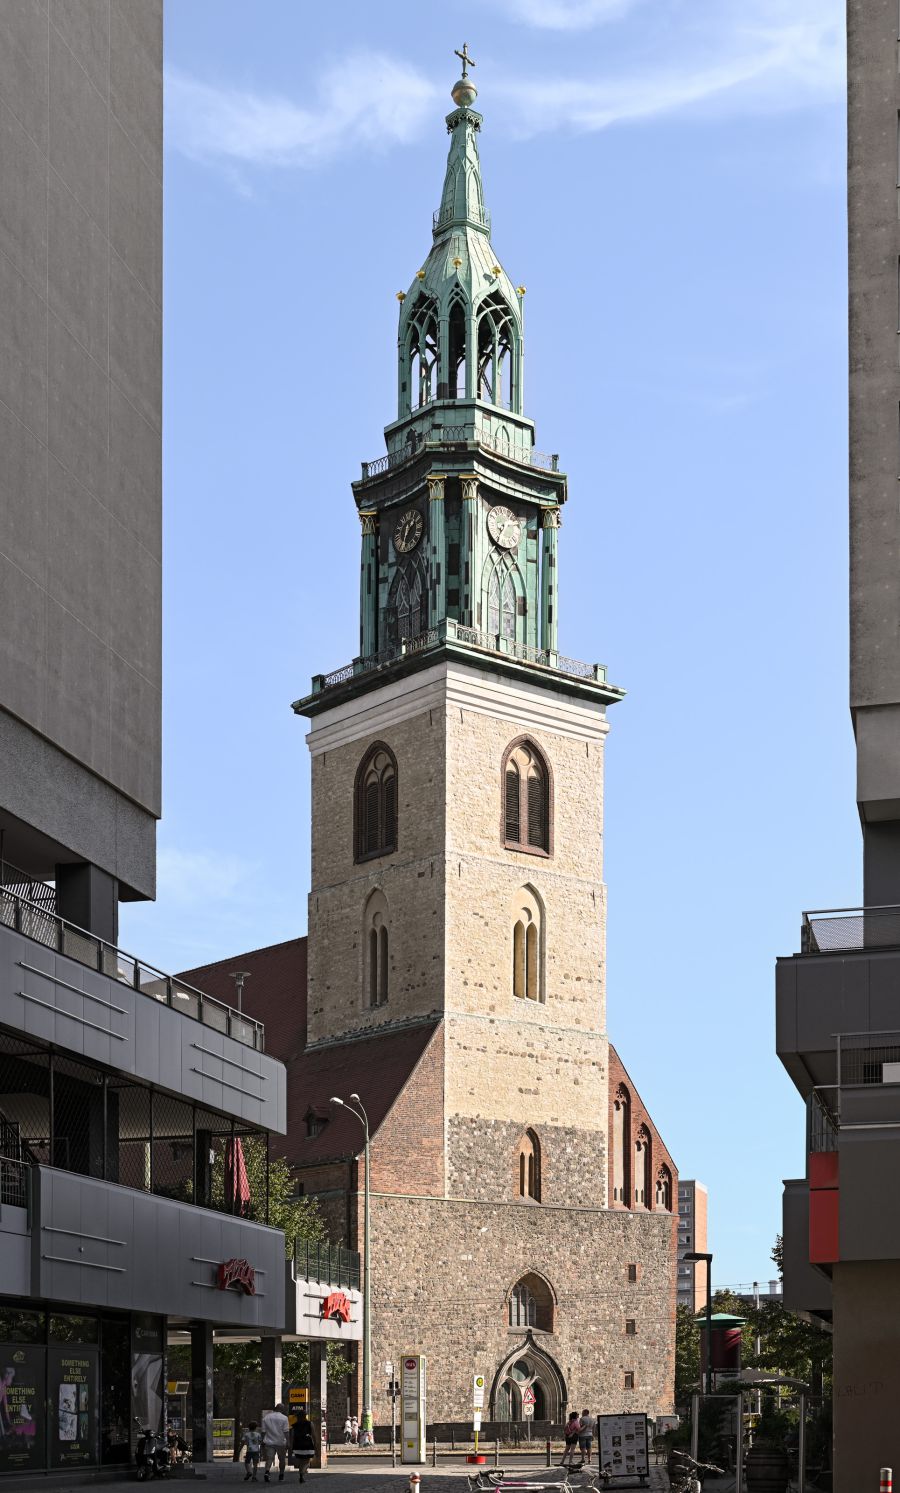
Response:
[[800, 905, 900, 955], [295, 1239, 361, 1291], [359, 426, 560, 481], [0, 884, 264, 1049], [309, 620, 612, 697]]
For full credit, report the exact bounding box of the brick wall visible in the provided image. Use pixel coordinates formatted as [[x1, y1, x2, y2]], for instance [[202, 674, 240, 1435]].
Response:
[[607, 1045, 678, 1212]]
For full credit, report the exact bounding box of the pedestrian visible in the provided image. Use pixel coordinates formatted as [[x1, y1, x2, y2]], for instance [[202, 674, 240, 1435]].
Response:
[[578, 1407, 595, 1466], [560, 1409, 581, 1466], [291, 1411, 316, 1483], [262, 1402, 290, 1483], [349, 1414, 359, 1445], [241, 1421, 262, 1482], [343, 1416, 353, 1445]]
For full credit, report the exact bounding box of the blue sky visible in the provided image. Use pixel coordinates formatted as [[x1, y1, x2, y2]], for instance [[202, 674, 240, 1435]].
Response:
[[121, 0, 850, 1284]]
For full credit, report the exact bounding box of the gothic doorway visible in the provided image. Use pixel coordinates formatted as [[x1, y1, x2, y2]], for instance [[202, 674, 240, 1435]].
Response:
[[491, 1334, 566, 1423]]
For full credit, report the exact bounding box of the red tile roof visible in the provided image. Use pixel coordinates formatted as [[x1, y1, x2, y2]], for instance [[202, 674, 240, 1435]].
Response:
[[179, 937, 439, 1169]]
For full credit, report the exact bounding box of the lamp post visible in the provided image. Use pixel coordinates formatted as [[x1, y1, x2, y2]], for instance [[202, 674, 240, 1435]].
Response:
[[331, 1093, 372, 1438], [685, 1251, 714, 1397]]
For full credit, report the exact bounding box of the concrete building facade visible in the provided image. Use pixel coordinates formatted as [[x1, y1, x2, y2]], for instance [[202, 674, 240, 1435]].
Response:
[[675, 1180, 708, 1315], [776, 1, 900, 1482]]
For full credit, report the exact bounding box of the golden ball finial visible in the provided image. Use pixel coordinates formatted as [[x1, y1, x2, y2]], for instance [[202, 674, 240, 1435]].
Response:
[[416, 269, 426, 280], [451, 76, 478, 108], [396, 291, 406, 302]]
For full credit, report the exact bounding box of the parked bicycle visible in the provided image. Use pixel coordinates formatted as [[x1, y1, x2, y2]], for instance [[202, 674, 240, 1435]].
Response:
[[667, 1450, 724, 1492], [467, 1466, 601, 1492]]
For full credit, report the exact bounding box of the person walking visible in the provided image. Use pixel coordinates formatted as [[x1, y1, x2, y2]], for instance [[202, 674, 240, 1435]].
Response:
[[560, 1409, 581, 1466], [262, 1402, 290, 1483], [578, 1408, 595, 1466], [291, 1412, 316, 1484], [343, 1416, 353, 1444], [241, 1422, 262, 1482], [349, 1414, 359, 1445]]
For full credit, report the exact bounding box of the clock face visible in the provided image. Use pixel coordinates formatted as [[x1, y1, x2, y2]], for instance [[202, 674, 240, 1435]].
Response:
[[487, 505, 522, 550], [393, 508, 424, 554]]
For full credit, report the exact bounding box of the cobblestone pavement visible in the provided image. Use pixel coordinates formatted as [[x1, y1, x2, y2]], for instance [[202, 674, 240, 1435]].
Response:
[[0, 1457, 672, 1491]]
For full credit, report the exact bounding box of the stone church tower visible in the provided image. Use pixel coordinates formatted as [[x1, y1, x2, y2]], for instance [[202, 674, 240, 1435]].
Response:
[[188, 55, 678, 1431]]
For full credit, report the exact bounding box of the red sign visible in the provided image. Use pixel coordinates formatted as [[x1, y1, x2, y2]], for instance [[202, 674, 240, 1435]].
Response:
[[320, 1291, 352, 1324], [217, 1258, 256, 1295]]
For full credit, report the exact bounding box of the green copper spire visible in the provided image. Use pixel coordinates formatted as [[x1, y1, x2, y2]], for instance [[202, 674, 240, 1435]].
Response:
[[395, 51, 524, 421]]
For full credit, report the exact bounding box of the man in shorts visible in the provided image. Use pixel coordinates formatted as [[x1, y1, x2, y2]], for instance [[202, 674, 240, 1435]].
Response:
[[578, 1408, 595, 1465]]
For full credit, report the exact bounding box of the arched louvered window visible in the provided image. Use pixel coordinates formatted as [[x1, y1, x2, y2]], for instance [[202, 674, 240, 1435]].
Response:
[[502, 739, 551, 855], [511, 886, 544, 1003], [354, 743, 398, 862]]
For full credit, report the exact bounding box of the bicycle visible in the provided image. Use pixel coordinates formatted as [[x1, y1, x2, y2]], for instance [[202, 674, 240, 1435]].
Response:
[[466, 1465, 601, 1492], [667, 1451, 725, 1492]]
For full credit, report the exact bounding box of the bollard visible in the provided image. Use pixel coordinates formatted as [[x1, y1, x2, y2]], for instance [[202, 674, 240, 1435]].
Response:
[[546, 1437, 552, 1467], [409, 1474, 421, 1492], [432, 1435, 438, 1467], [494, 1437, 500, 1467], [881, 1471, 893, 1493]]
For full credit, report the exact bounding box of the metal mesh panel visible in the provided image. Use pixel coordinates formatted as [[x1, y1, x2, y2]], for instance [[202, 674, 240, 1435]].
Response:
[[52, 1054, 105, 1177], [106, 1077, 151, 1191], [804, 907, 900, 954], [151, 1094, 194, 1203], [807, 1090, 839, 1152], [0, 1031, 51, 1167]]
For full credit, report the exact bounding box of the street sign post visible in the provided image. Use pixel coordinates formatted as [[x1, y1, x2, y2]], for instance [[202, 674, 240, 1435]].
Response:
[[522, 1385, 535, 1437], [472, 1373, 486, 1453]]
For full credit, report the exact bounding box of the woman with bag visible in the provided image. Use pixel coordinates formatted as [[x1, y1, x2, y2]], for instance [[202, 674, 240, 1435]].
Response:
[[291, 1412, 316, 1483]]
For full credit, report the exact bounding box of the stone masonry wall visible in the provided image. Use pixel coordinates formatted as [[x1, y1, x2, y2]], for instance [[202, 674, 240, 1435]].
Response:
[[447, 1116, 604, 1206], [366, 1192, 676, 1426]]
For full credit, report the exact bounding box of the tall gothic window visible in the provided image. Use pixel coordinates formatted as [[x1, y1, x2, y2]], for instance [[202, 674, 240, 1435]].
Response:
[[363, 889, 390, 1007], [503, 739, 551, 854], [655, 1164, 672, 1212], [517, 1129, 541, 1202], [488, 567, 517, 640], [507, 1273, 554, 1332], [389, 556, 426, 644], [512, 886, 543, 1002], [634, 1125, 652, 1208], [612, 1085, 630, 1205], [354, 743, 398, 862]]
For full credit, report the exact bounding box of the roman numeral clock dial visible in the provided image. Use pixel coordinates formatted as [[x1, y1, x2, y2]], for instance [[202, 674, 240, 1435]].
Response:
[[393, 508, 424, 554]]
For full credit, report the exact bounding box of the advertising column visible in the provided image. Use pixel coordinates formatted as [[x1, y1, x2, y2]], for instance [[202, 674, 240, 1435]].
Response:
[[400, 1354, 426, 1464]]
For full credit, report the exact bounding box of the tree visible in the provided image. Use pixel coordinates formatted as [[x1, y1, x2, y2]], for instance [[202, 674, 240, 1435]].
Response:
[[674, 1304, 700, 1402]]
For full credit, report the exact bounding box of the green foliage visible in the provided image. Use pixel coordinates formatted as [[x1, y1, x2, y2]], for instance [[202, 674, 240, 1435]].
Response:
[[674, 1304, 700, 1401]]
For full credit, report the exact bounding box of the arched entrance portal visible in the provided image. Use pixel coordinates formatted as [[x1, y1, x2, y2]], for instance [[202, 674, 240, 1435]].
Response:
[[491, 1334, 566, 1424]]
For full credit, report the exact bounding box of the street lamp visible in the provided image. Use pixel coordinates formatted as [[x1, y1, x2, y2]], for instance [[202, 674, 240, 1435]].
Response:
[[330, 1093, 372, 1439], [685, 1251, 713, 1397]]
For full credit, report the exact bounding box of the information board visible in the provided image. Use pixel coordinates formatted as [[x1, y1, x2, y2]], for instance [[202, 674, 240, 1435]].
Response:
[[400, 1354, 426, 1464], [48, 1348, 97, 1470], [212, 1418, 235, 1458], [596, 1413, 649, 1481]]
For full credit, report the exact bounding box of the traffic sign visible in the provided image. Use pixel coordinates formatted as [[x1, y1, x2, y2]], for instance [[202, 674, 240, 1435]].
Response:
[[473, 1374, 486, 1409], [522, 1387, 536, 1406]]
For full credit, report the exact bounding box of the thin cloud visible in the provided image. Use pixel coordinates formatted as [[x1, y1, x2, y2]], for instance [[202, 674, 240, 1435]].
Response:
[[165, 52, 436, 171], [497, 0, 643, 28]]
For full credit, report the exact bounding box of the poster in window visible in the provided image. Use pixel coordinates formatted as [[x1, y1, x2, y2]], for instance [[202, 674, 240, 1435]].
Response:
[[0, 1346, 44, 1473], [49, 1349, 98, 1468]]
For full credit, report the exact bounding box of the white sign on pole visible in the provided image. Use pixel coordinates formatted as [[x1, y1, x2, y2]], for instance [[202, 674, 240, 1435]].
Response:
[[522, 1386, 536, 1421], [473, 1374, 486, 1409], [400, 1354, 427, 1465]]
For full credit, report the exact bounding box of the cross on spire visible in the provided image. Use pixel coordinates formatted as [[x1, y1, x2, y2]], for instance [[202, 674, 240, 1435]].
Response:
[[454, 43, 475, 78]]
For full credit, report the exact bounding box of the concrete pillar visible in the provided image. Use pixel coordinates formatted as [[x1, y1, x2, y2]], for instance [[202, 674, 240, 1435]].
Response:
[[261, 1336, 283, 1414], [461, 475, 479, 627], [309, 1342, 328, 1469], [427, 475, 446, 624], [540, 507, 561, 654], [190, 1320, 214, 1464], [359, 511, 378, 657], [55, 861, 118, 943]]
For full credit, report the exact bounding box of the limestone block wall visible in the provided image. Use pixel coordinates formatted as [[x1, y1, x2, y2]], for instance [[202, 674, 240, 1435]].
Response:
[[367, 1193, 676, 1426]]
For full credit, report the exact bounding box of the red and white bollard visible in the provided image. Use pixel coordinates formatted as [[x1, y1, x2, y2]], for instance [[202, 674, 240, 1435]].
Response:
[[408, 1474, 421, 1492], [880, 1469, 892, 1493]]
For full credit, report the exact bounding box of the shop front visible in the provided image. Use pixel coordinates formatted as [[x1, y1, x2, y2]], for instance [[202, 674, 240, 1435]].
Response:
[[0, 1303, 165, 1474]]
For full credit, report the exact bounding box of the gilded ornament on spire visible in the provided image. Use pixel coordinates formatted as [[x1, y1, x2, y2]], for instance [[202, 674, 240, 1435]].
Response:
[[451, 42, 477, 108]]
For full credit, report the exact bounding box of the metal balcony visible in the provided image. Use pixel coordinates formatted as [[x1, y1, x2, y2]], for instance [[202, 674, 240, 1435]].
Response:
[[801, 905, 900, 955]]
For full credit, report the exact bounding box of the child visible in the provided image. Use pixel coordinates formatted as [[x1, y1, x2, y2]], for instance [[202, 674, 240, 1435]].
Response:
[[241, 1421, 262, 1482]]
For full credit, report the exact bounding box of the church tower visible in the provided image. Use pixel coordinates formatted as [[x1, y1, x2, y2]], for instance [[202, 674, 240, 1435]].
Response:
[[292, 53, 676, 1429]]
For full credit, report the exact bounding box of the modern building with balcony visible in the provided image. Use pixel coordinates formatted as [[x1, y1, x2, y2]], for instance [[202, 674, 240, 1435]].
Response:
[[0, 4, 336, 1476], [775, 2, 900, 1482], [676, 1180, 708, 1314]]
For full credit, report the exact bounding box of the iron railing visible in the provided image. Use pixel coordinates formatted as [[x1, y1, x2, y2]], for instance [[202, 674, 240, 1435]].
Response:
[[838, 1031, 900, 1087], [0, 1155, 28, 1208], [311, 622, 610, 696], [295, 1239, 361, 1290], [433, 204, 491, 233], [807, 1088, 840, 1153], [801, 905, 900, 954], [359, 427, 560, 481], [0, 885, 264, 1049]]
